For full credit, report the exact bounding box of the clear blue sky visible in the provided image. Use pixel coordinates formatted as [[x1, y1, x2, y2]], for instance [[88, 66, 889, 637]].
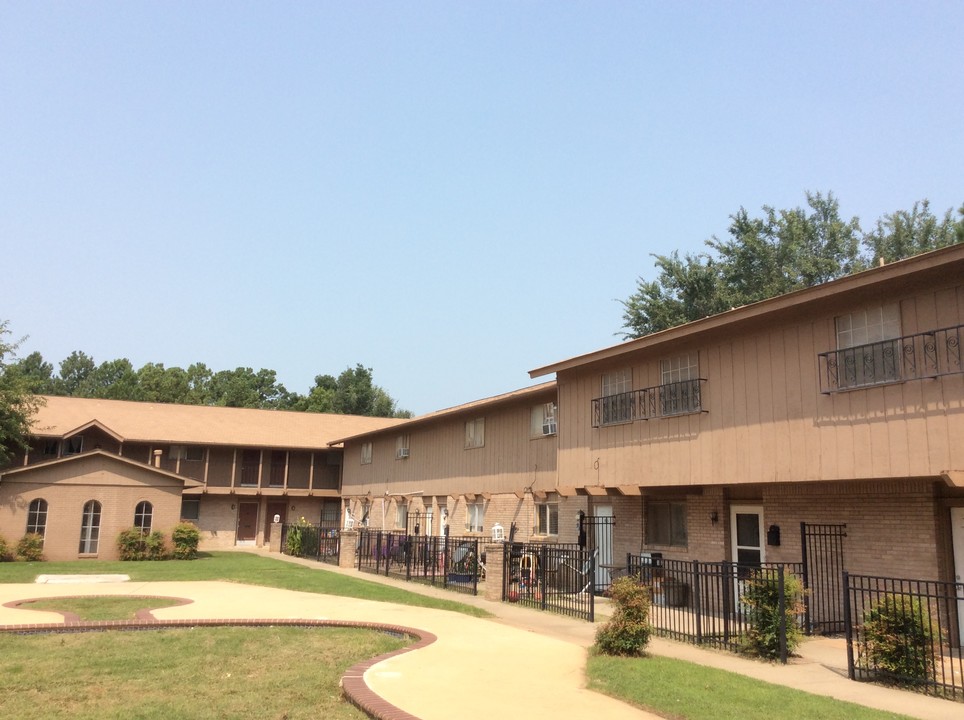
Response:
[[2, 2, 962, 415]]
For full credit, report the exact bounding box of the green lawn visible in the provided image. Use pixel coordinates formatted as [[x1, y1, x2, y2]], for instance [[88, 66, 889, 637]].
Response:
[[23, 596, 182, 621], [0, 625, 404, 719], [587, 654, 915, 720], [0, 550, 491, 617]]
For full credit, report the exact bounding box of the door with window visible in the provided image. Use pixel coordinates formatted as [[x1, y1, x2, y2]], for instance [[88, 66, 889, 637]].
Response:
[[237, 502, 259, 544], [951, 507, 964, 646], [731, 506, 765, 613]]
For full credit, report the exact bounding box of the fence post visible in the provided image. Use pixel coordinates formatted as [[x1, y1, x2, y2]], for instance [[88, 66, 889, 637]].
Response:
[[722, 560, 732, 646], [778, 566, 788, 664], [485, 543, 505, 602], [405, 533, 413, 581], [340, 530, 358, 568], [539, 544, 548, 611], [588, 549, 595, 623], [693, 559, 703, 645], [842, 571, 855, 680], [800, 522, 812, 633]]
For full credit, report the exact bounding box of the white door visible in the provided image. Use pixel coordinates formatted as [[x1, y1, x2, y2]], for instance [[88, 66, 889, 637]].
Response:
[[425, 509, 434, 537], [951, 507, 964, 646], [731, 505, 765, 566], [593, 504, 614, 589]]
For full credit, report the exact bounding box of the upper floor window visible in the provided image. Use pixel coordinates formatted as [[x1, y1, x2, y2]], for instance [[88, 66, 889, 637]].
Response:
[[63, 436, 83, 456], [466, 501, 485, 533], [834, 304, 901, 387], [42, 440, 59, 458], [134, 501, 153, 534], [600, 369, 633, 425], [396, 435, 410, 460], [464, 417, 485, 449], [170, 445, 204, 462], [360, 442, 372, 464], [79, 500, 102, 554], [530, 402, 557, 437], [26, 499, 48, 539], [536, 502, 559, 535], [660, 352, 701, 416]]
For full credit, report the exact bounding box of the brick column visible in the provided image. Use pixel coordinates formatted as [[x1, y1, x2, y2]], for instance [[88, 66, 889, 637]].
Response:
[[339, 531, 358, 568], [484, 543, 505, 602], [268, 522, 282, 553]]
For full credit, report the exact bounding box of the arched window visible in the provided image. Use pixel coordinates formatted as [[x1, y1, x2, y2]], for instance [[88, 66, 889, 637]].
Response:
[[26, 499, 48, 540], [79, 500, 102, 554], [134, 501, 153, 534]]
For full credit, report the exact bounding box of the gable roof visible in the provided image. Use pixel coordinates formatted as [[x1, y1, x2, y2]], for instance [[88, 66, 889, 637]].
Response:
[[29, 396, 406, 450], [0, 449, 203, 487], [530, 244, 964, 378], [328, 381, 557, 445]]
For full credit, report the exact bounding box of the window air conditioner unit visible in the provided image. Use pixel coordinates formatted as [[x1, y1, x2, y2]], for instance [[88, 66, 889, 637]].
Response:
[[542, 420, 557, 436], [396, 448, 410, 459]]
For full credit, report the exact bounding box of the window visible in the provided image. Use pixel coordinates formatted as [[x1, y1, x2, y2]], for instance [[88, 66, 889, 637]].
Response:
[[466, 501, 485, 533], [530, 402, 557, 437], [536, 502, 559, 535], [320, 500, 339, 527], [360, 442, 372, 465], [835, 304, 902, 387], [645, 500, 687, 547], [395, 435, 410, 459], [269, 450, 286, 487], [464, 417, 485, 449], [79, 500, 102, 554], [395, 500, 408, 530], [134, 501, 153, 534], [63, 436, 83, 455], [240, 449, 260, 485], [42, 440, 59, 458], [660, 352, 701, 416], [170, 445, 204, 462], [26, 499, 48, 539], [180, 497, 200, 521], [600, 369, 633, 425]]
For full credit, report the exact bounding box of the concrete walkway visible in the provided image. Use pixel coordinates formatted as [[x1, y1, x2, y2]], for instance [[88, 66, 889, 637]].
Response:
[[0, 550, 960, 720]]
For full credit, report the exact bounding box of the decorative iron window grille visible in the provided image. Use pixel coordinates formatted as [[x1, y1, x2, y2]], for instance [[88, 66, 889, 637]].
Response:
[[591, 378, 706, 427], [817, 324, 963, 393]]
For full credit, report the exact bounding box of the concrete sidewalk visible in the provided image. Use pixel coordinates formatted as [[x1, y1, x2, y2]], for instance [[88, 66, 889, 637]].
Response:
[[0, 550, 960, 720]]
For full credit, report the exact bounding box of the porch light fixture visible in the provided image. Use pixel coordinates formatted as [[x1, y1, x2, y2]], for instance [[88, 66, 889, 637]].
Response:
[[710, 511, 719, 524]]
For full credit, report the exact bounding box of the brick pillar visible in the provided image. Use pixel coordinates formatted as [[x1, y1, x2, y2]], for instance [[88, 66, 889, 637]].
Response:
[[484, 543, 505, 602], [268, 522, 282, 553], [339, 531, 358, 568]]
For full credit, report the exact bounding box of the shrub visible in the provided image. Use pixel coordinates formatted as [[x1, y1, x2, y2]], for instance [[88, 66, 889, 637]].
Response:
[[171, 522, 200, 560], [739, 569, 805, 659], [594, 576, 651, 656], [117, 528, 168, 561], [15, 533, 44, 562], [0, 534, 13, 562], [285, 517, 313, 557], [861, 593, 937, 686]]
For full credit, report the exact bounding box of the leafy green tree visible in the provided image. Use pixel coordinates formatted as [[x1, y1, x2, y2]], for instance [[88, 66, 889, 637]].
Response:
[[864, 200, 964, 265], [295, 364, 410, 417], [0, 322, 43, 465], [206, 367, 293, 409], [6, 351, 56, 394], [56, 350, 96, 396], [83, 358, 141, 400], [136, 362, 191, 404]]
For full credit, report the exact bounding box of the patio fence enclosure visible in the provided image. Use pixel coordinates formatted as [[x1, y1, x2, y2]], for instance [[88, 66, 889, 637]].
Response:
[[356, 529, 483, 596], [279, 523, 341, 565], [502, 542, 596, 622], [845, 572, 964, 702]]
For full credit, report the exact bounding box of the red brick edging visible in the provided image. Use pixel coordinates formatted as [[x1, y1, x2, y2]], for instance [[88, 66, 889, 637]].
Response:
[[0, 603, 437, 720]]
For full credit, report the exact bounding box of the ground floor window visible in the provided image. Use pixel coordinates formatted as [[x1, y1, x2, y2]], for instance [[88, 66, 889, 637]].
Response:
[[466, 501, 485, 533], [134, 501, 153, 534], [645, 500, 687, 547], [536, 502, 559, 535], [79, 500, 102, 554], [180, 497, 200, 521], [395, 501, 408, 530], [26, 498, 48, 539]]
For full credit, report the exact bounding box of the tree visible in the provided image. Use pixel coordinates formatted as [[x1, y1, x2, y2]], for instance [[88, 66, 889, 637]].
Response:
[[621, 194, 963, 339], [136, 362, 191, 404], [206, 367, 293, 409], [295, 364, 411, 417], [6, 351, 56, 394], [0, 322, 43, 465], [56, 351, 96, 396]]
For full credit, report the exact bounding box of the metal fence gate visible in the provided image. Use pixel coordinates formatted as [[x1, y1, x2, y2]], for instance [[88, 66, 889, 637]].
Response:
[[801, 522, 847, 633], [583, 513, 615, 593]]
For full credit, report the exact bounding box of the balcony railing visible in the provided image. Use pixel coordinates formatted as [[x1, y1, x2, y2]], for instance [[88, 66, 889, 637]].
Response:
[[592, 378, 706, 427], [818, 324, 963, 394]]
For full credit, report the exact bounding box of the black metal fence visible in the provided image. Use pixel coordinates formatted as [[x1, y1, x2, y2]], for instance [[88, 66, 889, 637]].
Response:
[[801, 522, 847, 634], [356, 530, 484, 596], [280, 523, 341, 565], [626, 554, 806, 662], [503, 543, 595, 622], [845, 573, 964, 702]]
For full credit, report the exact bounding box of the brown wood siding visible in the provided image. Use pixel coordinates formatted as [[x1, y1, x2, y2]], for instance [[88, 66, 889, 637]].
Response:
[[557, 283, 964, 490], [341, 390, 558, 498]]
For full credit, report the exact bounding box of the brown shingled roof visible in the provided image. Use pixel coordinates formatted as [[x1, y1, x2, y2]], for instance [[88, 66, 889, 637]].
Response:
[[30, 396, 405, 450]]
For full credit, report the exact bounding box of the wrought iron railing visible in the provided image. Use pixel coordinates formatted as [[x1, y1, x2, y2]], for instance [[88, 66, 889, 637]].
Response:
[[280, 523, 341, 565], [591, 378, 706, 427], [818, 324, 963, 393], [845, 573, 964, 702], [503, 543, 595, 622]]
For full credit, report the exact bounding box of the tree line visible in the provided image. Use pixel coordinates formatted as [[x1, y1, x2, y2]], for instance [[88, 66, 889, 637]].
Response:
[[621, 194, 964, 338], [2, 341, 412, 418]]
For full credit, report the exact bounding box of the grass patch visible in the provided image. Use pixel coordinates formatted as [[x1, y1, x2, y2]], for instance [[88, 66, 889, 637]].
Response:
[[0, 551, 490, 617], [587, 653, 914, 720], [0, 625, 404, 719], [24, 596, 181, 621]]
